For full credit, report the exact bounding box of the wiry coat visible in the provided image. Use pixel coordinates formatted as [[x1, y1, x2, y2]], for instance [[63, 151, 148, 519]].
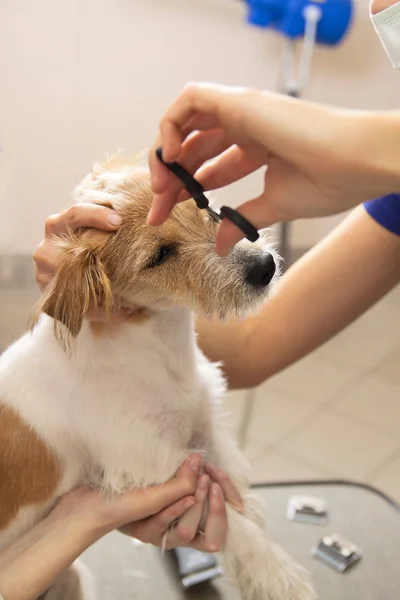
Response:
[[0, 156, 315, 600]]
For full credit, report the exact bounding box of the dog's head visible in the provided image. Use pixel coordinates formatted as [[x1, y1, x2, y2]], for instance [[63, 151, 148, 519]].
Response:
[[32, 154, 279, 347]]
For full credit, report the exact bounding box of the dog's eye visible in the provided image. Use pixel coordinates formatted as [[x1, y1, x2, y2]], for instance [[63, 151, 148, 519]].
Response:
[[149, 246, 174, 268]]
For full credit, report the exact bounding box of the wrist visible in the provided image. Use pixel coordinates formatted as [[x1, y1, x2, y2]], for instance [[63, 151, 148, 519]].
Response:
[[45, 506, 108, 545], [47, 487, 118, 540]]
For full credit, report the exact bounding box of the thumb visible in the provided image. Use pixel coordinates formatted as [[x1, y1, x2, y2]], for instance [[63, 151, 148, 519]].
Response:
[[215, 195, 279, 257]]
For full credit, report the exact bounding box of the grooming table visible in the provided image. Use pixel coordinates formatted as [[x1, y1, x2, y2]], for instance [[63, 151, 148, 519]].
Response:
[[81, 480, 400, 600]]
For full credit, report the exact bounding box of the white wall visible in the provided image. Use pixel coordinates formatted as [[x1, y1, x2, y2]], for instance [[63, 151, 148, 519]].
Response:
[[0, 0, 399, 254]]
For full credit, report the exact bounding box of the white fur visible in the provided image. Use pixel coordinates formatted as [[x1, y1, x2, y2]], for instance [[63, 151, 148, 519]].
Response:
[[0, 305, 315, 600]]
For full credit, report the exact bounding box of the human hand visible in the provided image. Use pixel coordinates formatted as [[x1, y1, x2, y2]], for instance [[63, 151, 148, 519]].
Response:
[[148, 83, 400, 256], [33, 204, 131, 320], [51, 454, 204, 536], [51, 456, 242, 553], [120, 463, 243, 553], [34, 204, 121, 292]]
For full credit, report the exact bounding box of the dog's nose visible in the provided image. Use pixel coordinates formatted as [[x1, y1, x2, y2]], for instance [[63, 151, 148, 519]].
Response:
[[245, 253, 276, 288]]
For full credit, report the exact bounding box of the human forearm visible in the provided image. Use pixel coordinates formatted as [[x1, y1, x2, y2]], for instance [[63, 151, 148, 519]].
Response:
[[0, 513, 101, 600], [350, 111, 400, 194], [0, 460, 203, 600], [197, 206, 400, 388], [254, 93, 400, 198]]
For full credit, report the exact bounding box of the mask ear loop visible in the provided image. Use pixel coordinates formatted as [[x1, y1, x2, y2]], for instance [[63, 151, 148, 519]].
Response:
[[155, 148, 259, 243]]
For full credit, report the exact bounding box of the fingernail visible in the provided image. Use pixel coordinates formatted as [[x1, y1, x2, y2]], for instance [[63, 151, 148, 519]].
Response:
[[108, 213, 122, 227], [189, 455, 201, 473], [229, 501, 245, 513], [184, 497, 196, 509], [199, 474, 210, 490], [146, 203, 159, 225], [205, 463, 221, 476], [208, 544, 222, 553], [211, 483, 221, 498], [207, 463, 220, 473]]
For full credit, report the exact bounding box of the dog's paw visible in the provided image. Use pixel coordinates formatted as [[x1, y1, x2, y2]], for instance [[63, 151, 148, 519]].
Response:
[[265, 562, 316, 600], [244, 568, 316, 600], [229, 540, 316, 600], [224, 507, 316, 600]]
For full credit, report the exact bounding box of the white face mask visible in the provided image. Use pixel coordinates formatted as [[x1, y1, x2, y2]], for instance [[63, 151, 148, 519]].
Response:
[[370, 3, 400, 68]]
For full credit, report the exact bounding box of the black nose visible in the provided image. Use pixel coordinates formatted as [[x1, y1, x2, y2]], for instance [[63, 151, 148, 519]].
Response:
[[245, 253, 276, 288]]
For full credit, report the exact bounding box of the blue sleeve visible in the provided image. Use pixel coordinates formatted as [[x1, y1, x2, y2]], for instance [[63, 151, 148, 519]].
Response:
[[364, 193, 400, 236]]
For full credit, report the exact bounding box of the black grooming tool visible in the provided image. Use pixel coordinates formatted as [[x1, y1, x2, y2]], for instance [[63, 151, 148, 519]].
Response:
[[156, 147, 259, 243]]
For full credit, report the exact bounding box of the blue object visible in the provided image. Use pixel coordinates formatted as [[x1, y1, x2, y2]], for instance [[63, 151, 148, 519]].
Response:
[[364, 194, 400, 236], [245, 0, 353, 45]]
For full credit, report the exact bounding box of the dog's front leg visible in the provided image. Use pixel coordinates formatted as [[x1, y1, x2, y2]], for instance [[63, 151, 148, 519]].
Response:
[[194, 421, 315, 600]]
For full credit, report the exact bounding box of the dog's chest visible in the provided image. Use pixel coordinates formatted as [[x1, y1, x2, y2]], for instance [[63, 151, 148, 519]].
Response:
[[0, 314, 225, 494], [72, 335, 222, 491]]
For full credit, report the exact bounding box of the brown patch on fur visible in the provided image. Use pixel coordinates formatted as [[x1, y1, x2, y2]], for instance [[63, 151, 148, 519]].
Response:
[[89, 321, 115, 338], [89, 310, 150, 337], [0, 403, 61, 531], [126, 309, 151, 324]]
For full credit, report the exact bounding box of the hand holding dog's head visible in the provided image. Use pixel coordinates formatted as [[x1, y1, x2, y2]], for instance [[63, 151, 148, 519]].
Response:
[[32, 154, 278, 350]]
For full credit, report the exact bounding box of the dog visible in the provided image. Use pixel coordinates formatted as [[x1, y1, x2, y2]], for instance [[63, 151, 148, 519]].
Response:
[[0, 154, 315, 600]]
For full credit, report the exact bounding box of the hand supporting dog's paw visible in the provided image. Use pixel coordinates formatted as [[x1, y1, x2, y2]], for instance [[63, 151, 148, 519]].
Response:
[[121, 461, 243, 553]]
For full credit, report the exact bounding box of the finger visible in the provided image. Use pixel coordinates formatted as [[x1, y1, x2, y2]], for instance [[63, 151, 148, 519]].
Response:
[[35, 270, 53, 292], [170, 454, 202, 498], [149, 122, 222, 194], [175, 453, 202, 480], [33, 242, 60, 275], [121, 480, 193, 523], [124, 455, 201, 521], [174, 145, 264, 205], [149, 133, 174, 193], [173, 128, 231, 191], [215, 194, 277, 257], [33, 242, 63, 291], [120, 455, 202, 541], [149, 128, 231, 212], [152, 495, 197, 535], [204, 464, 243, 511], [172, 453, 203, 497], [196, 145, 262, 192], [44, 204, 122, 237], [159, 83, 224, 162], [200, 484, 228, 552], [147, 129, 232, 226], [172, 474, 210, 546], [181, 113, 221, 137], [120, 495, 196, 542]]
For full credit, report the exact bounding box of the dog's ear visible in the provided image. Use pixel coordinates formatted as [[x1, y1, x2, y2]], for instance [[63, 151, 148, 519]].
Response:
[[30, 233, 113, 351]]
